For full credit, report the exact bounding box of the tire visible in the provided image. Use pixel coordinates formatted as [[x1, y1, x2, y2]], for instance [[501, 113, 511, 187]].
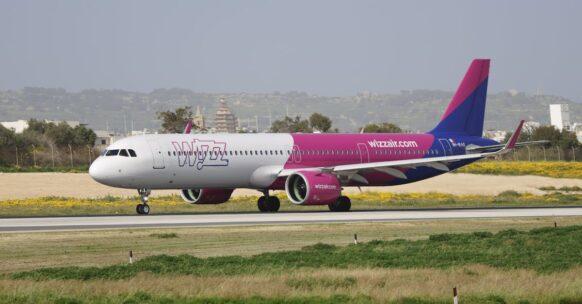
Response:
[[257, 196, 268, 212], [266, 196, 280, 212], [329, 196, 351, 212], [136, 204, 143, 214], [142, 204, 150, 215]]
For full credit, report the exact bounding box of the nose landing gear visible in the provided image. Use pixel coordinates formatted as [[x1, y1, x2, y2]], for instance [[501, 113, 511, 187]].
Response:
[[137, 188, 151, 215]]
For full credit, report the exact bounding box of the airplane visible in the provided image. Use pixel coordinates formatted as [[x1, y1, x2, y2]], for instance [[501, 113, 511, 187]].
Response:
[[89, 59, 532, 215]]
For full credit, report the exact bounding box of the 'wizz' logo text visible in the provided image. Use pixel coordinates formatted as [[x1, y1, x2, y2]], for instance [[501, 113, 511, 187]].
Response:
[[172, 139, 229, 170]]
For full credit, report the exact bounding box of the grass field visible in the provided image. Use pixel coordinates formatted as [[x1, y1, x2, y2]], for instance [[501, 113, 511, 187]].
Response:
[[457, 161, 582, 179], [2, 218, 582, 303], [1, 191, 581, 217]]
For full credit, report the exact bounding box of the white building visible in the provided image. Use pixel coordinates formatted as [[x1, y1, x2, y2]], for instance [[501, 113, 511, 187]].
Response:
[[550, 104, 571, 131], [94, 130, 130, 152], [0, 120, 29, 133], [572, 123, 582, 143], [484, 130, 507, 143]]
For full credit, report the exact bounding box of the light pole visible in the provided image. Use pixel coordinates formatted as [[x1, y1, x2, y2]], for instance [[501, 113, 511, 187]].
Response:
[[31, 144, 36, 167], [50, 144, 55, 168], [15, 146, 19, 167], [68, 144, 73, 168], [87, 145, 92, 166]]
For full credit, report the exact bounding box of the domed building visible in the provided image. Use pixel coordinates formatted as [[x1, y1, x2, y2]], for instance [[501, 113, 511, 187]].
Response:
[[213, 98, 237, 133]]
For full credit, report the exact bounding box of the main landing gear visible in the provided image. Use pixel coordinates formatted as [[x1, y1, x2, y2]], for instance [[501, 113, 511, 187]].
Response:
[[136, 188, 151, 215], [257, 191, 280, 212], [328, 196, 351, 212]]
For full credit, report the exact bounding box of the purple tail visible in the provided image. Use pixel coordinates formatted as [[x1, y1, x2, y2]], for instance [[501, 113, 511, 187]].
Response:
[[430, 59, 490, 137]]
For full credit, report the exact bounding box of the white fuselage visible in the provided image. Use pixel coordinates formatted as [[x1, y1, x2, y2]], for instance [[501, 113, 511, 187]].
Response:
[[90, 133, 294, 190]]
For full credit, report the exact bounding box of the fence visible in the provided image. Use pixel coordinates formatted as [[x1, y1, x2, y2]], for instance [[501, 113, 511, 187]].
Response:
[[499, 146, 580, 162], [2, 144, 100, 168]]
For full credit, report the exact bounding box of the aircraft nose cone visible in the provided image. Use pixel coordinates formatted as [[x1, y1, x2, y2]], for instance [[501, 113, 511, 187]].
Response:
[[89, 159, 108, 184]]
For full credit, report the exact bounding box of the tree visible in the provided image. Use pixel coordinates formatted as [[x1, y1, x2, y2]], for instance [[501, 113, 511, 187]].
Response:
[[270, 116, 312, 133], [309, 113, 332, 132], [72, 125, 97, 147], [157, 107, 194, 133], [531, 125, 562, 146], [362, 123, 403, 133], [558, 129, 580, 149], [504, 125, 579, 149]]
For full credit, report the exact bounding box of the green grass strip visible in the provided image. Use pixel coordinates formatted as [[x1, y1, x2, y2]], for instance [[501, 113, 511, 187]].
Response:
[[12, 225, 582, 281]]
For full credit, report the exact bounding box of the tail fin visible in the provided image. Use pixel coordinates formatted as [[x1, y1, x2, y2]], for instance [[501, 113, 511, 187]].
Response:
[[430, 59, 490, 136]]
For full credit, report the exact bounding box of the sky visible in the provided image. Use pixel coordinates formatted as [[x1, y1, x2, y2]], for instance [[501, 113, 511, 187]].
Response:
[[1, 0, 581, 100]]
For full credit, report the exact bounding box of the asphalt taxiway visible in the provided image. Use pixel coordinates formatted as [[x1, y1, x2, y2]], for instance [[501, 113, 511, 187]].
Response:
[[1, 207, 581, 232]]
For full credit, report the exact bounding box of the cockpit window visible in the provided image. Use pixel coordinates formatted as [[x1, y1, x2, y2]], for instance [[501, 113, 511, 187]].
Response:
[[119, 149, 129, 157], [105, 149, 119, 156], [101, 150, 107, 156], [128, 149, 137, 157]]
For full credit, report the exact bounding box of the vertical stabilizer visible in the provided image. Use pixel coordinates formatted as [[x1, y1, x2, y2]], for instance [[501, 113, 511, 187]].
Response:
[[430, 59, 490, 136]]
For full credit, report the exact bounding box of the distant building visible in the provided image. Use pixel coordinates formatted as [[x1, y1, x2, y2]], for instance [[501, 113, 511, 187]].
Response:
[[94, 130, 131, 151], [131, 129, 156, 136], [484, 130, 507, 143], [572, 123, 582, 143], [524, 121, 541, 131], [213, 98, 237, 133], [192, 106, 206, 130], [94, 130, 115, 151], [0, 120, 29, 133], [0, 119, 80, 134], [550, 104, 571, 131]]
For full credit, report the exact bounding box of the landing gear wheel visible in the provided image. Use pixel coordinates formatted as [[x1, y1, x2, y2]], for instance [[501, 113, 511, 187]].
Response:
[[136, 204, 150, 215], [137, 188, 151, 215], [329, 196, 351, 212], [265, 196, 280, 212], [257, 196, 268, 212], [257, 196, 280, 212], [141, 204, 150, 215]]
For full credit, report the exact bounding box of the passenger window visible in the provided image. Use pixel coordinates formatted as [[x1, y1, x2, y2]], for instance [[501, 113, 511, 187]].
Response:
[[119, 149, 129, 157], [105, 149, 119, 156]]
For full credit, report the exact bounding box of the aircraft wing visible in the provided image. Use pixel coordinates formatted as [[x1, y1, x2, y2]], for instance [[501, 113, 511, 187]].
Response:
[[466, 140, 549, 153], [279, 120, 525, 182]]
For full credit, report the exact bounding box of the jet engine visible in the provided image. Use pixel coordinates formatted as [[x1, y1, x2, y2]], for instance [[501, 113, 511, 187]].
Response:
[[180, 188, 234, 204], [285, 171, 341, 205]]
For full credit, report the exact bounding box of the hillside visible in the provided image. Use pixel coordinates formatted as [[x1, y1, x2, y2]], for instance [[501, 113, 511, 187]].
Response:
[[0, 87, 579, 132]]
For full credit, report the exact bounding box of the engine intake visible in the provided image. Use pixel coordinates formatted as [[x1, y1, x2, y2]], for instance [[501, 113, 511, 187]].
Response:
[[180, 188, 234, 204], [285, 171, 341, 205]]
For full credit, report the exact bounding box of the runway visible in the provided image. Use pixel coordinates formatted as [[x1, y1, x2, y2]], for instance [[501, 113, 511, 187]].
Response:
[[1, 207, 582, 232]]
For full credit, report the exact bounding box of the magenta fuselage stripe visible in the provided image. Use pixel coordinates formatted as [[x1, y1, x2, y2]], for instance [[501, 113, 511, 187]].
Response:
[[284, 133, 434, 169]]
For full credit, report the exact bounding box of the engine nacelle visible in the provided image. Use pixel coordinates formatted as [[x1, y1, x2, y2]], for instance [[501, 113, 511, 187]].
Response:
[[180, 188, 234, 204], [285, 171, 341, 205]]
